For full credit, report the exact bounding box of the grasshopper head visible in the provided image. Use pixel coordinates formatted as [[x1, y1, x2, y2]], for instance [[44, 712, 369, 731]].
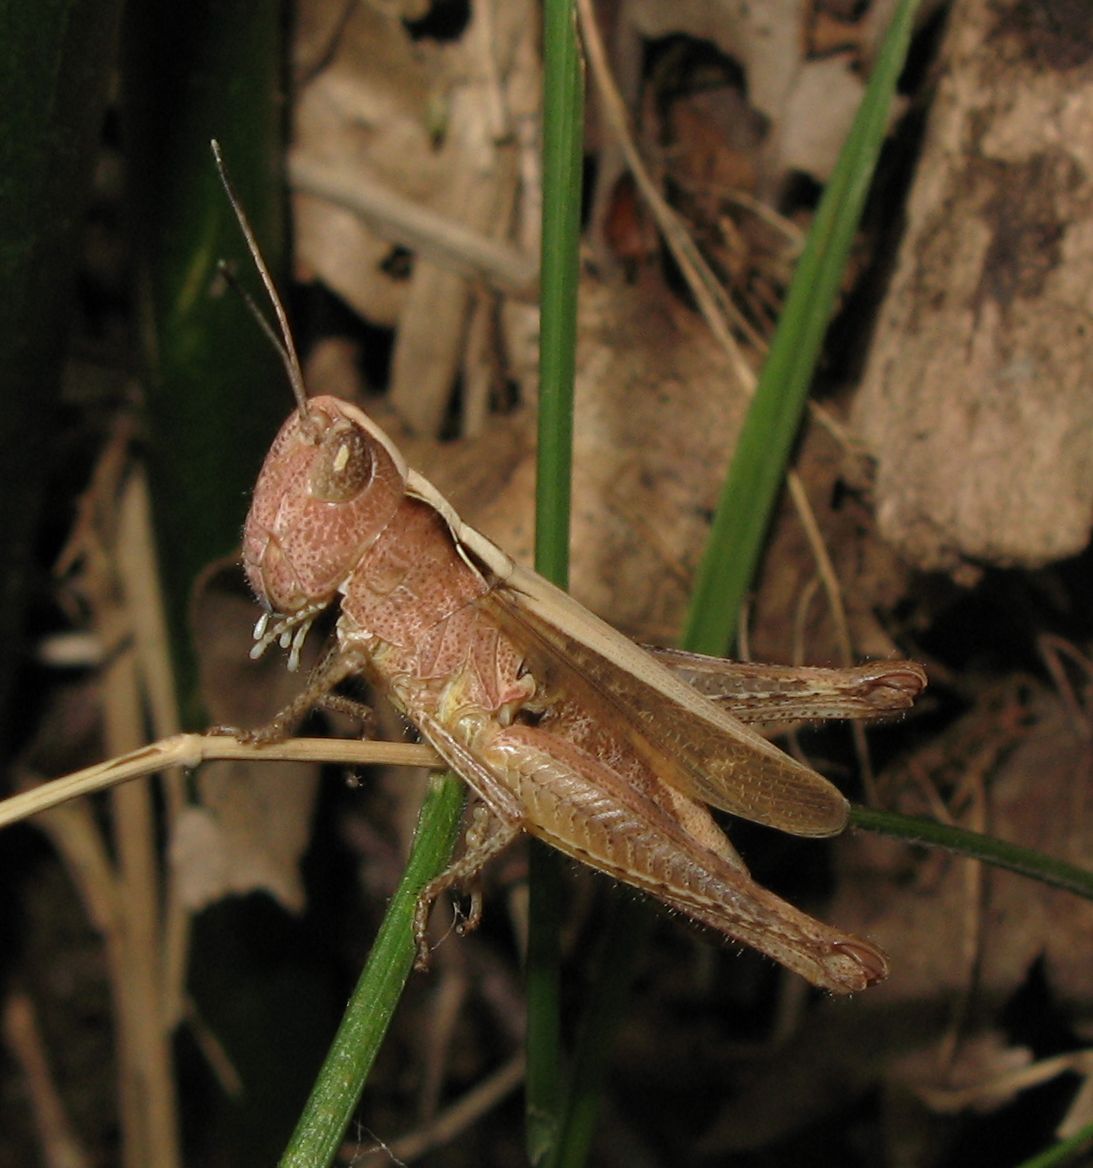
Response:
[[243, 395, 407, 667]]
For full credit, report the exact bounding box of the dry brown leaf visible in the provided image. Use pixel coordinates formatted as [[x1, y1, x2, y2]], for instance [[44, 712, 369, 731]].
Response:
[[626, 0, 875, 185], [904, 1032, 1035, 1114], [423, 279, 749, 644], [291, 0, 540, 434], [184, 563, 323, 913], [293, 0, 440, 325], [853, 0, 1093, 573]]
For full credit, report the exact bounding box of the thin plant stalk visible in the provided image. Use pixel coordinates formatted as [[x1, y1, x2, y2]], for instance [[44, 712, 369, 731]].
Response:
[[1014, 1119, 1093, 1168], [850, 807, 1093, 899], [683, 0, 918, 657], [278, 773, 465, 1168], [527, 0, 584, 1161]]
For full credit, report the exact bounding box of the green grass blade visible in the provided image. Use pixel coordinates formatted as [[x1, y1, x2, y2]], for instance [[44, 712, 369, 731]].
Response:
[[547, 901, 648, 1168], [683, 0, 918, 657], [535, 0, 582, 591], [1014, 1119, 1093, 1168], [851, 806, 1093, 900], [528, 0, 584, 1162], [278, 773, 466, 1168]]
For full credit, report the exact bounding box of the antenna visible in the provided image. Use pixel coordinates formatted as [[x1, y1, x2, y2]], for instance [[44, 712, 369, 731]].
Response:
[[210, 139, 310, 416]]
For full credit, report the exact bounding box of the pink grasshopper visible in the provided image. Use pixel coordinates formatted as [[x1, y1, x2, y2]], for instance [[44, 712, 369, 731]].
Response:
[[218, 147, 925, 994]]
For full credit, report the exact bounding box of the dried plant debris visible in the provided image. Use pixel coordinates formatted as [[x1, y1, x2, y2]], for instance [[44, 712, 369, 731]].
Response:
[[291, 0, 541, 434], [854, 0, 1093, 574]]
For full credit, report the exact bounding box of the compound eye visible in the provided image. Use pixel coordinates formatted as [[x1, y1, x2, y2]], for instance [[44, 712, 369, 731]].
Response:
[[309, 425, 374, 502]]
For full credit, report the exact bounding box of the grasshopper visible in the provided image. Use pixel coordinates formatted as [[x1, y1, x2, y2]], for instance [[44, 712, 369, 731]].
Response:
[[216, 145, 924, 994]]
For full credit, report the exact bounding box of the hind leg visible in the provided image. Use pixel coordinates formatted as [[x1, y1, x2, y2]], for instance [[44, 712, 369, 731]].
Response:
[[414, 806, 521, 969]]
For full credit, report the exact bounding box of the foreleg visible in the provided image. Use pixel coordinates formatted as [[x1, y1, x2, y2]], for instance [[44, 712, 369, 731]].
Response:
[[230, 644, 365, 744]]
